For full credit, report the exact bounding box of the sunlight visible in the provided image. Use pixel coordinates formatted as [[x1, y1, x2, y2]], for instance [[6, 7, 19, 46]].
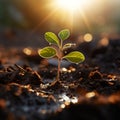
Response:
[[56, 0, 94, 12], [54, 0, 99, 30]]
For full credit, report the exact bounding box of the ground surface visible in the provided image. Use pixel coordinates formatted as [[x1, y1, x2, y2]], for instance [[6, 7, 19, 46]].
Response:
[[0, 28, 120, 120]]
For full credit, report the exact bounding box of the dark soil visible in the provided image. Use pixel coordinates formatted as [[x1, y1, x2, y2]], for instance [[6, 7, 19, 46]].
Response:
[[0, 29, 120, 120]]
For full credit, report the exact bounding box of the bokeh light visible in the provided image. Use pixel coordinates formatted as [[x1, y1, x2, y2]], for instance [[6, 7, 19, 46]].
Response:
[[23, 48, 32, 55], [84, 33, 93, 42], [99, 37, 109, 46]]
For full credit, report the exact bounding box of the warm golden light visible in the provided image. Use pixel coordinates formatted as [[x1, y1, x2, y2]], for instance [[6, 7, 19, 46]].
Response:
[[99, 37, 109, 46], [61, 104, 66, 109], [84, 33, 93, 42], [56, 0, 95, 12], [23, 48, 32, 55], [85, 92, 96, 98], [57, 0, 81, 11]]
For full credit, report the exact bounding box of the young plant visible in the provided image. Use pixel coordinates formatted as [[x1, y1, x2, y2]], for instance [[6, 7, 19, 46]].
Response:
[[38, 29, 85, 85]]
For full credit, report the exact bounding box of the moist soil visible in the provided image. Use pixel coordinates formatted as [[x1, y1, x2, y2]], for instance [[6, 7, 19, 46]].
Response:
[[0, 30, 120, 120]]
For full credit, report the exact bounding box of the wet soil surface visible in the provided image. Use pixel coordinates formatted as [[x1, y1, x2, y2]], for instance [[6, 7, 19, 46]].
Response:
[[0, 30, 120, 120]]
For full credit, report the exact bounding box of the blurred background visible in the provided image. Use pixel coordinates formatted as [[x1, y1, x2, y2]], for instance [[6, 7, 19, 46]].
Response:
[[0, 0, 120, 48]]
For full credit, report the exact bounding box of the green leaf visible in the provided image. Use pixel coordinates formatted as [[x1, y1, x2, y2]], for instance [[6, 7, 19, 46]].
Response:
[[45, 32, 59, 46], [38, 47, 56, 58], [58, 29, 70, 41], [63, 43, 76, 50], [63, 51, 85, 63]]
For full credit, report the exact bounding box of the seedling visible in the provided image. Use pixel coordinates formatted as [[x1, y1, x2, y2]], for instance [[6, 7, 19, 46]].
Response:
[[38, 29, 85, 85]]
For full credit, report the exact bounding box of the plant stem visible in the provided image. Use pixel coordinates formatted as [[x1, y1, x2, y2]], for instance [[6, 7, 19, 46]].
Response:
[[57, 57, 61, 82], [56, 39, 63, 82]]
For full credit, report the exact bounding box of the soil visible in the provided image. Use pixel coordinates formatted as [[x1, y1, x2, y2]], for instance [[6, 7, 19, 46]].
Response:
[[0, 29, 120, 120]]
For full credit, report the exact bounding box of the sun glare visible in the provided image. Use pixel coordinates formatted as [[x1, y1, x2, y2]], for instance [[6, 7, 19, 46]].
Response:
[[56, 0, 91, 11]]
